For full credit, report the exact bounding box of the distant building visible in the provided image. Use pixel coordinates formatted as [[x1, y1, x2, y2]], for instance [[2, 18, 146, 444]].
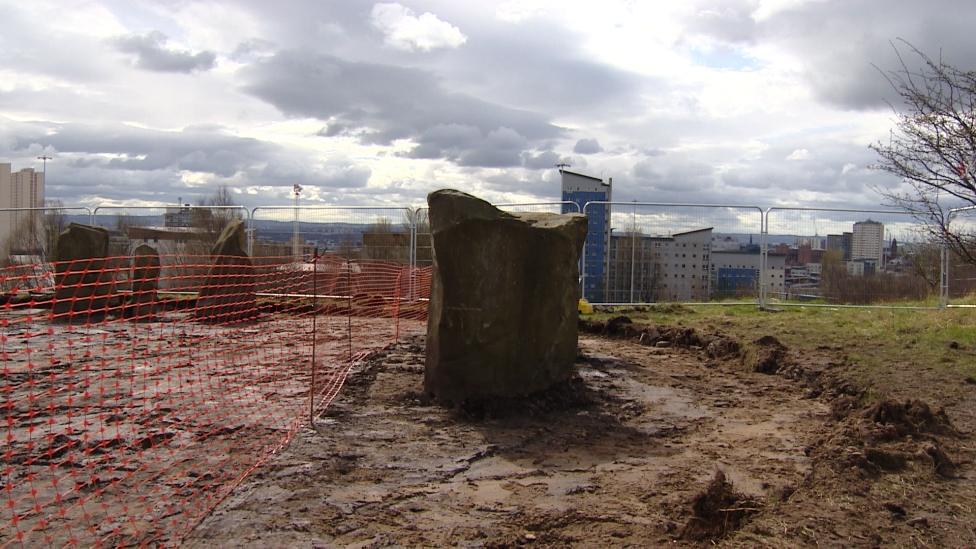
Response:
[[607, 228, 712, 302], [711, 235, 741, 252], [797, 244, 824, 266], [710, 250, 786, 299], [164, 201, 194, 228], [0, 163, 46, 257], [826, 232, 852, 261], [845, 259, 877, 277], [852, 220, 884, 265], [560, 169, 612, 301]]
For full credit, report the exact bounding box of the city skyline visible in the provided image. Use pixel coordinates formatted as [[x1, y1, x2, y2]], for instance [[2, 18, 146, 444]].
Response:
[[3, 1, 976, 211]]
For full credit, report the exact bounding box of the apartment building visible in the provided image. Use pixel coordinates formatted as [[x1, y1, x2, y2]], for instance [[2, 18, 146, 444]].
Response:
[[560, 169, 611, 302], [607, 228, 712, 302], [0, 163, 46, 256]]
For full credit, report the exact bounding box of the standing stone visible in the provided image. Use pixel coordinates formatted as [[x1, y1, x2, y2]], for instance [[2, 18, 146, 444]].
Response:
[[126, 244, 160, 319], [424, 189, 587, 405], [52, 223, 114, 322], [193, 219, 257, 323]]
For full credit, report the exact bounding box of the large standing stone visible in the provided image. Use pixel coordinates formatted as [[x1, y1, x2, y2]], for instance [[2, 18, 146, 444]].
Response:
[[424, 189, 587, 404], [193, 219, 257, 323], [126, 244, 160, 319], [52, 223, 114, 322]]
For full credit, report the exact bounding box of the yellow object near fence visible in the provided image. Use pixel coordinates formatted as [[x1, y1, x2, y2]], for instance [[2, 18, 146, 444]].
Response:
[[578, 298, 593, 315]]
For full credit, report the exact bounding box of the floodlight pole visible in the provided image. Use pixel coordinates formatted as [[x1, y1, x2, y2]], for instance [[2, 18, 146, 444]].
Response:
[[293, 184, 302, 261], [35, 155, 52, 250], [37, 155, 52, 179]]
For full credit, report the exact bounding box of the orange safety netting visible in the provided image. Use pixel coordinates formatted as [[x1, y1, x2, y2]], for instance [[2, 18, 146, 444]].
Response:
[[1, 254, 429, 546]]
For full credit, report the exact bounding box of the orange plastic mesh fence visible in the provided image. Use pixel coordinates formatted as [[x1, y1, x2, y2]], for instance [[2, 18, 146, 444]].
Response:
[[1, 254, 429, 546]]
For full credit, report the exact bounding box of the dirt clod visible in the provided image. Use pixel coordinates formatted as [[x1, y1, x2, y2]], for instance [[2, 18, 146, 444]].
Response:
[[830, 395, 860, 420], [705, 337, 740, 359], [605, 316, 633, 335], [921, 442, 957, 478], [753, 335, 787, 374], [884, 501, 907, 518], [907, 516, 930, 528], [680, 470, 760, 541], [864, 447, 909, 471]]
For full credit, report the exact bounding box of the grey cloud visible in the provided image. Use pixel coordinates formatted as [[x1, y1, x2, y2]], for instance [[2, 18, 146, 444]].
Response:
[[683, 1, 758, 44], [230, 38, 277, 62], [456, 128, 527, 168], [115, 31, 217, 73], [632, 159, 716, 194], [13, 123, 273, 177], [573, 138, 603, 155], [0, 118, 372, 204], [522, 150, 571, 170], [242, 50, 562, 166]]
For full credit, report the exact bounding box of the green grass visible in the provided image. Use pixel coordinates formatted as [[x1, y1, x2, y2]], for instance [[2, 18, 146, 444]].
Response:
[[586, 303, 976, 403]]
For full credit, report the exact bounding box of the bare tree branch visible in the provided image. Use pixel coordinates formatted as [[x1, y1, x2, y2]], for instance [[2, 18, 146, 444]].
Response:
[[872, 41, 976, 264]]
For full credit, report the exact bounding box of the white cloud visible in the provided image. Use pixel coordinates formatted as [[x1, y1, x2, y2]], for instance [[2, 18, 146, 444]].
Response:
[[786, 148, 810, 160], [495, 1, 548, 23], [370, 3, 467, 52]]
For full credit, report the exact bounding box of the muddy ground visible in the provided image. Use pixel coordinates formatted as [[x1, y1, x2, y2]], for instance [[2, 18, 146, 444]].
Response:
[[187, 320, 974, 547]]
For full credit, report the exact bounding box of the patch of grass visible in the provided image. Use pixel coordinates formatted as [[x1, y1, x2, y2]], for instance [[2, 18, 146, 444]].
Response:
[[586, 304, 976, 404]]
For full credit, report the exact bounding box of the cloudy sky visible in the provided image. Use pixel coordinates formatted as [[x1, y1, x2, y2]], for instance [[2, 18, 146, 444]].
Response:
[[2, 0, 975, 209]]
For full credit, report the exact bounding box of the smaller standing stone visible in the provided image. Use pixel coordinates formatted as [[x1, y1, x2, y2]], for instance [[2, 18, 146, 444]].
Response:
[[193, 220, 258, 323], [126, 244, 160, 320], [52, 223, 115, 322]]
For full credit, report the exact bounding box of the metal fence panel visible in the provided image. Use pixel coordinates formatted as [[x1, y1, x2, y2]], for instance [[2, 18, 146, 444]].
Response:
[[0, 206, 93, 265], [581, 202, 763, 305], [250, 205, 414, 263], [765, 208, 938, 307], [946, 206, 976, 307], [90, 205, 250, 291]]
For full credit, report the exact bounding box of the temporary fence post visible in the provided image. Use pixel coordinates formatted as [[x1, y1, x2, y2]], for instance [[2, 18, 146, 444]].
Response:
[[246, 208, 255, 256], [580, 202, 589, 301], [347, 258, 353, 361], [760, 208, 769, 310], [630, 205, 636, 304], [409, 209, 417, 301], [310, 247, 319, 424], [941, 211, 952, 308], [394, 269, 402, 343]]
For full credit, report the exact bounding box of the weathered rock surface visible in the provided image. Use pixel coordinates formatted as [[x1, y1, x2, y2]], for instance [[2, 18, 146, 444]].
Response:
[[52, 223, 114, 321], [126, 244, 160, 319], [193, 220, 257, 323], [424, 189, 587, 404]]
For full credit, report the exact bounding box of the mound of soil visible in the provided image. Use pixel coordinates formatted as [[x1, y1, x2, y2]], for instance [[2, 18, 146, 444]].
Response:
[[861, 399, 957, 440], [578, 318, 740, 358], [753, 335, 788, 374], [705, 336, 740, 359], [680, 470, 760, 541]]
